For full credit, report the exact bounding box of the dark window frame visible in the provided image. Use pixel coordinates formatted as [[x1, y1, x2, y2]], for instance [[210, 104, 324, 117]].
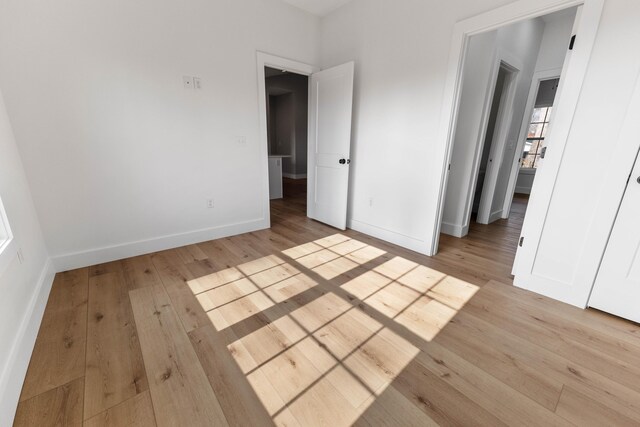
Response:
[[522, 106, 552, 169]]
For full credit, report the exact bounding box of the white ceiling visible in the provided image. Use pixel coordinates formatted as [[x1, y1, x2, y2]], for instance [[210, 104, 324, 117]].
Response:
[[281, 0, 353, 17]]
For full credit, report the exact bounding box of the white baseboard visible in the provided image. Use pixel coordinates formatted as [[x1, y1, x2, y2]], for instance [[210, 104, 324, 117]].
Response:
[[440, 221, 469, 238], [348, 218, 431, 256], [282, 173, 307, 179], [52, 218, 268, 272], [0, 258, 56, 427], [488, 209, 504, 223], [515, 186, 531, 194]]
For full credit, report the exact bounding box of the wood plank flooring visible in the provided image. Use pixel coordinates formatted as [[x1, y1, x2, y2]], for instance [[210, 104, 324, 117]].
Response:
[[14, 183, 640, 426]]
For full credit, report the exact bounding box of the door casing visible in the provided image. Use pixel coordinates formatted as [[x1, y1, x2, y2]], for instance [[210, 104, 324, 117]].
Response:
[[431, 0, 604, 259], [256, 52, 317, 228], [476, 56, 521, 225]]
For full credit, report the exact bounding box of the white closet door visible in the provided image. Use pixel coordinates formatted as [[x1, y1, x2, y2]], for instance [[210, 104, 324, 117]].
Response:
[[589, 150, 640, 322]]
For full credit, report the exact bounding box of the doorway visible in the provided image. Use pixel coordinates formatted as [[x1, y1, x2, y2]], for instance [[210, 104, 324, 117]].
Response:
[[256, 54, 315, 229], [264, 66, 309, 216], [502, 74, 561, 214], [257, 53, 355, 231], [473, 67, 509, 217], [435, 5, 581, 281], [472, 63, 518, 225]]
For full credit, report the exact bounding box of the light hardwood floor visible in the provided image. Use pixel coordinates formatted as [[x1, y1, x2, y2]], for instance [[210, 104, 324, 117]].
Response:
[[14, 183, 640, 426]]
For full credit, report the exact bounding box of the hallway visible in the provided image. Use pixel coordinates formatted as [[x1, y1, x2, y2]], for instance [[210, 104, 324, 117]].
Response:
[[438, 193, 529, 285]]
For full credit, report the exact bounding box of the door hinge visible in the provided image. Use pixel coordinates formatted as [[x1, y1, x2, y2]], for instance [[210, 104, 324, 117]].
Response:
[[540, 146, 547, 159], [569, 34, 576, 50], [519, 236, 524, 247]]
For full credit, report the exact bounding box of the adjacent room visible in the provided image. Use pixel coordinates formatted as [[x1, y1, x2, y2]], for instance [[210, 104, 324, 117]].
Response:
[[264, 66, 310, 220], [438, 7, 577, 282], [1, 0, 640, 426]]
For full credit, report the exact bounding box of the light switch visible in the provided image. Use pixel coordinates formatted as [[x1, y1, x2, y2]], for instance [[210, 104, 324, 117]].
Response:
[[193, 77, 202, 90]]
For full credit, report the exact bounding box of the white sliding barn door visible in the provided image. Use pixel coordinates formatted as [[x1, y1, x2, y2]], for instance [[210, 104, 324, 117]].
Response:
[[589, 151, 640, 322], [307, 62, 355, 230]]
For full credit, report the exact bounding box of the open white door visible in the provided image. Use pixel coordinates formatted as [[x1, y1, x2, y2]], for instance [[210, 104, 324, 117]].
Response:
[[307, 62, 354, 230], [512, 4, 622, 307], [588, 149, 640, 322], [477, 64, 519, 224], [512, 6, 585, 303]]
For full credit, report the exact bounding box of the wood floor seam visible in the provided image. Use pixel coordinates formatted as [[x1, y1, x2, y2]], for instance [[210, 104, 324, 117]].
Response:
[[14, 188, 640, 427], [554, 384, 566, 413], [18, 375, 86, 407], [82, 266, 89, 424]]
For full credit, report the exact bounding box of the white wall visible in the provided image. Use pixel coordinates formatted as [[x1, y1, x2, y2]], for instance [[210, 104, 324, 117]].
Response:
[[0, 0, 319, 270], [0, 89, 52, 427], [535, 10, 579, 73], [441, 18, 545, 236]]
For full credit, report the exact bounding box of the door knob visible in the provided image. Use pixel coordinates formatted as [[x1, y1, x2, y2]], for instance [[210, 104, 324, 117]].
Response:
[[339, 158, 346, 164]]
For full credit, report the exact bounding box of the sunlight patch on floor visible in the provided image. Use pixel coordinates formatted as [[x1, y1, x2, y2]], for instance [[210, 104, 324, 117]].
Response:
[[188, 233, 480, 426]]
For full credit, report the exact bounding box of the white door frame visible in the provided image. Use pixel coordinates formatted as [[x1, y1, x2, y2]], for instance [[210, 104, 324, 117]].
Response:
[[457, 52, 521, 233], [476, 55, 521, 225], [501, 68, 563, 217], [431, 0, 604, 255], [256, 52, 318, 227]]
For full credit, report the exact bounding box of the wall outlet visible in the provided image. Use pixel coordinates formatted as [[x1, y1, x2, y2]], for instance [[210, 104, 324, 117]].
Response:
[[207, 199, 215, 209], [183, 76, 194, 89], [17, 248, 24, 264], [236, 136, 247, 145], [193, 77, 202, 90], [369, 197, 374, 207]]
